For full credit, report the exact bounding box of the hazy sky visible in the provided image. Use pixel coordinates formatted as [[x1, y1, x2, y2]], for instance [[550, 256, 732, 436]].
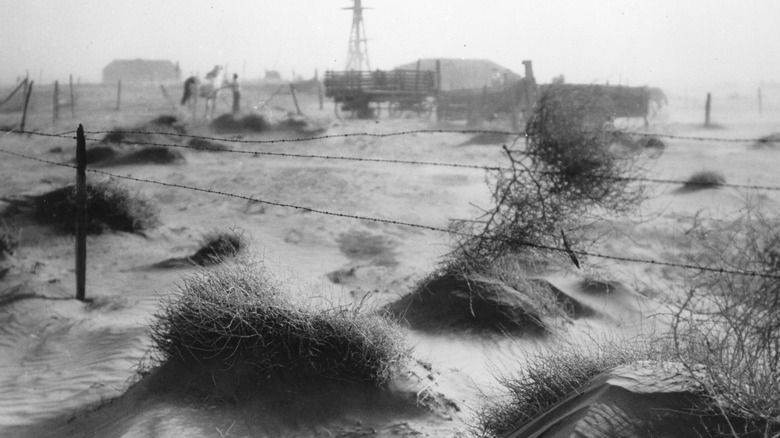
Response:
[[3, 0, 779, 92]]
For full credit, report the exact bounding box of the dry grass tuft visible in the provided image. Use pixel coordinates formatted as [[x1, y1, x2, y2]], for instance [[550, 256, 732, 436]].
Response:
[[750, 133, 780, 149], [210, 113, 269, 133], [386, 255, 569, 335], [681, 170, 726, 192], [32, 178, 158, 234], [475, 338, 675, 437], [147, 260, 409, 388], [0, 220, 19, 257], [674, 199, 780, 434], [189, 228, 246, 266]]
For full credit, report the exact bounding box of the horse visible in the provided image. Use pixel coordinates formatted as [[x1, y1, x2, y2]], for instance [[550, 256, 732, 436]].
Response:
[[181, 65, 228, 119]]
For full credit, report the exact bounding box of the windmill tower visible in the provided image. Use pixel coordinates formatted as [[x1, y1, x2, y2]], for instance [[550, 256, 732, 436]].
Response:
[[343, 0, 371, 71]]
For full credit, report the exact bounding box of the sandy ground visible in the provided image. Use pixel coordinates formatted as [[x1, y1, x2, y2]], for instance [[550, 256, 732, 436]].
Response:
[[0, 83, 779, 437]]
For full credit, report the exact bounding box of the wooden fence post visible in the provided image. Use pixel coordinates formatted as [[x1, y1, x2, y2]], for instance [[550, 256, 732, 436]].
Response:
[[704, 92, 711, 127], [53, 80, 60, 122], [289, 83, 302, 115], [20, 80, 33, 132], [316, 69, 323, 110], [69, 74, 75, 118], [75, 124, 87, 301], [116, 79, 122, 111]]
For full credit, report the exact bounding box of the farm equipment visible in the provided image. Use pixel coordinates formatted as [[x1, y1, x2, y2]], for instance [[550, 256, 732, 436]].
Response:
[[323, 69, 438, 119]]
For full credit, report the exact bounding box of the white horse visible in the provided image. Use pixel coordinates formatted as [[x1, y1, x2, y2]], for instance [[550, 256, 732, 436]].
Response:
[[181, 65, 228, 119]]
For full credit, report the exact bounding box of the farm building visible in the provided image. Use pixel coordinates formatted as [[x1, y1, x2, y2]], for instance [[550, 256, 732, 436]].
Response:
[[102, 59, 181, 84], [393, 58, 522, 91]]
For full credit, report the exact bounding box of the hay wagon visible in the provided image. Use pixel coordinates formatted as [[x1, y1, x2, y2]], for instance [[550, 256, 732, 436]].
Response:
[[323, 69, 439, 119]]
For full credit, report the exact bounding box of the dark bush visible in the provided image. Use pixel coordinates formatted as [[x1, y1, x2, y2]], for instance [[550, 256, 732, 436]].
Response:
[[147, 261, 408, 387], [33, 179, 157, 234]]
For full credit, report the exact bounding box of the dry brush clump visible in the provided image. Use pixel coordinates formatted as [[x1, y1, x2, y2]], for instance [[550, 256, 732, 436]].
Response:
[[472, 339, 674, 437], [447, 84, 646, 274], [681, 170, 726, 191], [188, 228, 247, 266], [32, 178, 157, 234], [0, 220, 19, 257], [475, 338, 676, 437], [147, 261, 409, 391], [673, 201, 780, 435], [394, 86, 647, 335]]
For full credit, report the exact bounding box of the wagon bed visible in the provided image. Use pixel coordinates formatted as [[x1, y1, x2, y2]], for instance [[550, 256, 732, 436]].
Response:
[[324, 70, 439, 118]]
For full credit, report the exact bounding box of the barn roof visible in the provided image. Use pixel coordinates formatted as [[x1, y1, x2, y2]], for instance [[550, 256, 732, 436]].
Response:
[[102, 59, 180, 83]]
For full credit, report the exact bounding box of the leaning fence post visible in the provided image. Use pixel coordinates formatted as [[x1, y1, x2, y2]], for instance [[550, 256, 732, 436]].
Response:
[[289, 83, 302, 115], [20, 80, 33, 132], [75, 124, 87, 301]]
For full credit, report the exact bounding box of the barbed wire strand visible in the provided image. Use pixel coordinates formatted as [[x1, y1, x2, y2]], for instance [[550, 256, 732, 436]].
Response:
[[83, 128, 780, 144], [4, 126, 778, 145], [0, 145, 777, 280], [56, 135, 780, 192], [6, 125, 780, 191]]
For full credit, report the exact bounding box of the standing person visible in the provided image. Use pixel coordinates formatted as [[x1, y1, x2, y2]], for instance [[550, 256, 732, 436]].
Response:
[[230, 73, 241, 115]]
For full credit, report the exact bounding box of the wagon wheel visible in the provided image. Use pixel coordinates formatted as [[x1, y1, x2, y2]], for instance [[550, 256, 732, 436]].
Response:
[[417, 97, 435, 119], [388, 101, 402, 118], [371, 101, 382, 119], [335, 99, 358, 119]]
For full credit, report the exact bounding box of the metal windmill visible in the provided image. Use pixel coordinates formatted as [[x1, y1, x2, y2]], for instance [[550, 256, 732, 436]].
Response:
[[343, 0, 371, 71]]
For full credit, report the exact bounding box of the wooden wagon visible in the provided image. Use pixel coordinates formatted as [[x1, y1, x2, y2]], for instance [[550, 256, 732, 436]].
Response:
[[323, 69, 439, 119]]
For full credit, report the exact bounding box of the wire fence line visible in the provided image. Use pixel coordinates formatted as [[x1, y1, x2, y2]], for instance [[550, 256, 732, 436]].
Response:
[[5, 127, 780, 192], [5, 126, 779, 145], [1, 144, 779, 280], [13, 131, 780, 193]]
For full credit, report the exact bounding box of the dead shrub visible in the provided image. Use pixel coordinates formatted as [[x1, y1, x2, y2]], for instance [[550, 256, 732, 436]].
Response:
[[673, 199, 780, 435], [146, 260, 409, 389], [680, 170, 726, 192], [0, 220, 19, 257], [32, 178, 157, 234], [446, 84, 646, 273], [476, 338, 675, 437], [189, 228, 246, 266]]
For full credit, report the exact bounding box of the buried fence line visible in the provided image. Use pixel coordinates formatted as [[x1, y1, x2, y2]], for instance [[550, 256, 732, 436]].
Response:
[[7, 126, 780, 146], [74, 135, 780, 193], [82, 128, 780, 145], [8, 133, 780, 193], [1, 143, 779, 281], [6, 128, 780, 192]]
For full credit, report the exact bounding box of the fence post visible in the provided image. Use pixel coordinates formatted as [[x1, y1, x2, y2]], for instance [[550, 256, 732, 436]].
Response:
[[704, 92, 711, 127], [69, 74, 75, 118], [316, 69, 323, 110], [53, 80, 60, 122], [758, 88, 763, 117], [116, 79, 122, 111], [75, 124, 87, 301], [289, 83, 302, 115], [20, 80, 33, 132]]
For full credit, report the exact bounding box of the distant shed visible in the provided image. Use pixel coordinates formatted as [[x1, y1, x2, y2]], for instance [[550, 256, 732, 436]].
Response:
[[102, 59, 181, 84]]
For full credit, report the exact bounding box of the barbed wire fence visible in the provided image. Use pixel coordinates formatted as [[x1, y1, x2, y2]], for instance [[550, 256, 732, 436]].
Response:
[[2, 125, 780, 300]]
